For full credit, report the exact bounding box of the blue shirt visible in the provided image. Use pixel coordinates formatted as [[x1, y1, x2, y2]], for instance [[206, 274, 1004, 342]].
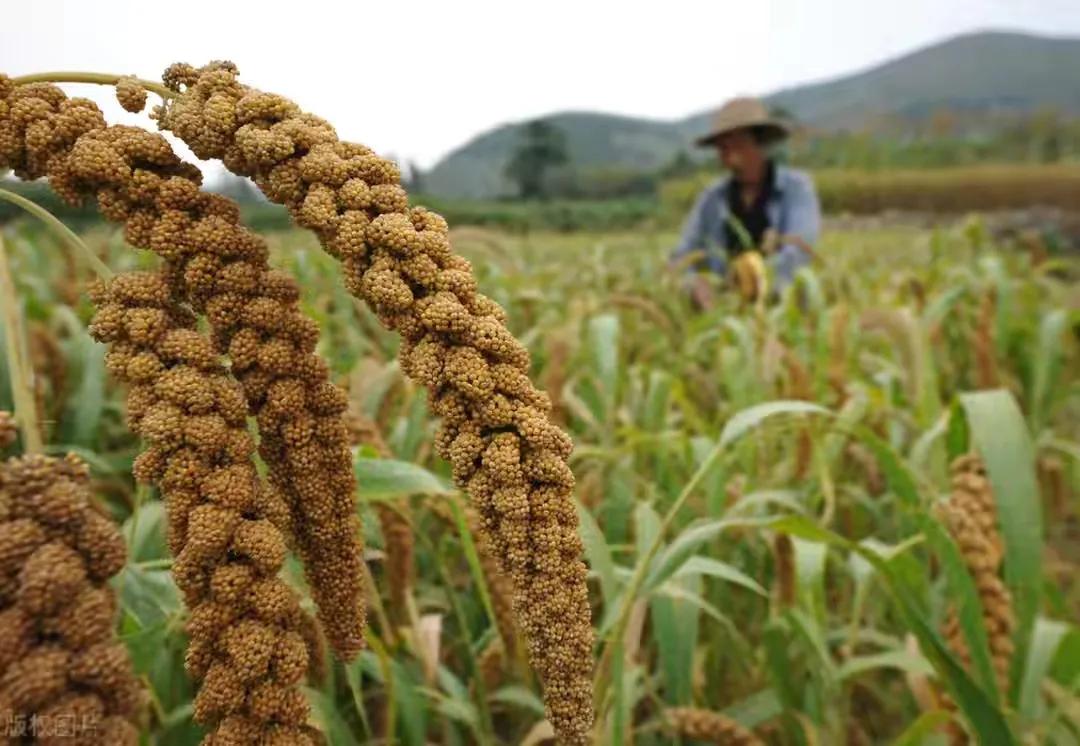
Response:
[[670, 165, 821, 290]]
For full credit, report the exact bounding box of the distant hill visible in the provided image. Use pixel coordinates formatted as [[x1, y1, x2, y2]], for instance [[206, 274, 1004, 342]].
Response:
[[425, 31, 1080, 199]]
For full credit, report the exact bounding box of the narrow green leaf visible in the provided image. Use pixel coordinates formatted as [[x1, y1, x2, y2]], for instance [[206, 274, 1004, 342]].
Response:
[[945, 399, 969, 462], [489, 685, 546, 717], [644, 517, 758, 593], [305, 687, 360, 746], [889, 710, 953, 746], [633, 501, 661, 560], [577, 500, 618, 605], [651, 574, 701, 704], [848, 425, 923, 507], [719, 400, 831, 451], [587, 312, 620, 419], [354, 456, 454, 500], [721, 688, 783, 728], [923, 517, 1001, 702], [770, 515, 1017, 745], [960, 390, 1043, 694], [792, 537, 828, 617], [838, 650, 934, 681], [59, 331, 105, 447], [1019, 618, 1069, 720], [447, 495, 499, 634], [672, 556, 767, 597]]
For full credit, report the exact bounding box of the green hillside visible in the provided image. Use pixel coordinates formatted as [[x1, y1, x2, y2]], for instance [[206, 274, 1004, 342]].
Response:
[[425, 112, 688, 200], [426, 31, 1080, 199]]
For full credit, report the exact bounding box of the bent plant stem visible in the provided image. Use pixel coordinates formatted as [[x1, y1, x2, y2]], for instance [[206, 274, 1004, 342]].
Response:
[[0, 187, 113, 280], [363, 627, 396, 745], [0, 231, 42, 453], [11, 71, 176, 101], [412, 514, 497, 744], [594, 440, 727, 716]]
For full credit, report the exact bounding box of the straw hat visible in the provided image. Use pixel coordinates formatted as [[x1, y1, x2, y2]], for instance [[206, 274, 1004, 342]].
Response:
[[695, 96, 790, 147]]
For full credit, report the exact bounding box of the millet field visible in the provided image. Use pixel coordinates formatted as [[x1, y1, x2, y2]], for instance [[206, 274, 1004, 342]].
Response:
[[0, 64, 1078, 746]]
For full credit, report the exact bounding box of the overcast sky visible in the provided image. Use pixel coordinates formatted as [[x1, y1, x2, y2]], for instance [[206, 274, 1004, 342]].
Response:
[[3, 0, 1079, 171]]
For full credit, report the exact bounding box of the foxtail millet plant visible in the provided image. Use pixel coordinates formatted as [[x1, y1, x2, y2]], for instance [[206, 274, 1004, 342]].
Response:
[[664, 707, 764, 746], [937, 453, 1015, 743], [0, 452, 144, 744], [971, 289, 999, 390], [0, 75, 367, 663], [154, 60, 595, 744], [87, 271, 323, 743], [772, 532, 796, 610]]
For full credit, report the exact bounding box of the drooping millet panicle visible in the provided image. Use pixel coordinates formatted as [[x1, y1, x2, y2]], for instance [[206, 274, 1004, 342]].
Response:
[[0, 411, 16, 449], [1037, 455, 1069, 521], [826, 303, 850, 404], [780, 350, 813, 479], [0, 452, 143, 744], [376, 502, 414, 627], [156, 62, 594, 743], [0, 75, 366, 662], [947, 454, 1005, 571], [664, 707, 764, 746], [85, 272, 319, 744], [937, 454, 1015, 743], [845, 442, 886, 497], [477, 637, 507, 691], [971, 289, 999, 390], [772, 532, 796, 610]]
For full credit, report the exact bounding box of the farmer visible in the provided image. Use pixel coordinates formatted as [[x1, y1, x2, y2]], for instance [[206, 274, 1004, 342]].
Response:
[[670, 96, 820, 308]]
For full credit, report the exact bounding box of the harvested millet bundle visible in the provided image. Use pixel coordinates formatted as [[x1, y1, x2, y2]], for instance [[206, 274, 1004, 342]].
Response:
[[85, 271, 319, 743], [0, 76, 365, 663], [0, 452, 143, 744], [936, 454, 1015, 744], [156, 61, 594, 745], [664, 707, 764, 745]]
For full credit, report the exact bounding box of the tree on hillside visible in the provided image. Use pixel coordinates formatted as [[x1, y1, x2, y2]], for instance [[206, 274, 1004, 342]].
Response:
[[659, 149, 697, 179], [504, 119, 569, 200]]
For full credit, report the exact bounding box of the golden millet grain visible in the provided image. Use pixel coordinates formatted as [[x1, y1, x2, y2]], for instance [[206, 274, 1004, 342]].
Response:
[[0, 453, 144, 736], [937, 453, 1016, 733], [115, 76, 148, 114], [118, 60, 592, 744], [0, 79, 365, 665], [86, 271, 317, 740]]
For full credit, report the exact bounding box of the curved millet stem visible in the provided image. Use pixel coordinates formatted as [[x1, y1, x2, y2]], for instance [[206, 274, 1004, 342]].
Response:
[[0, 231, 43, 453], [0, 188, 113, 280], [12, 71, 176, 100]]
